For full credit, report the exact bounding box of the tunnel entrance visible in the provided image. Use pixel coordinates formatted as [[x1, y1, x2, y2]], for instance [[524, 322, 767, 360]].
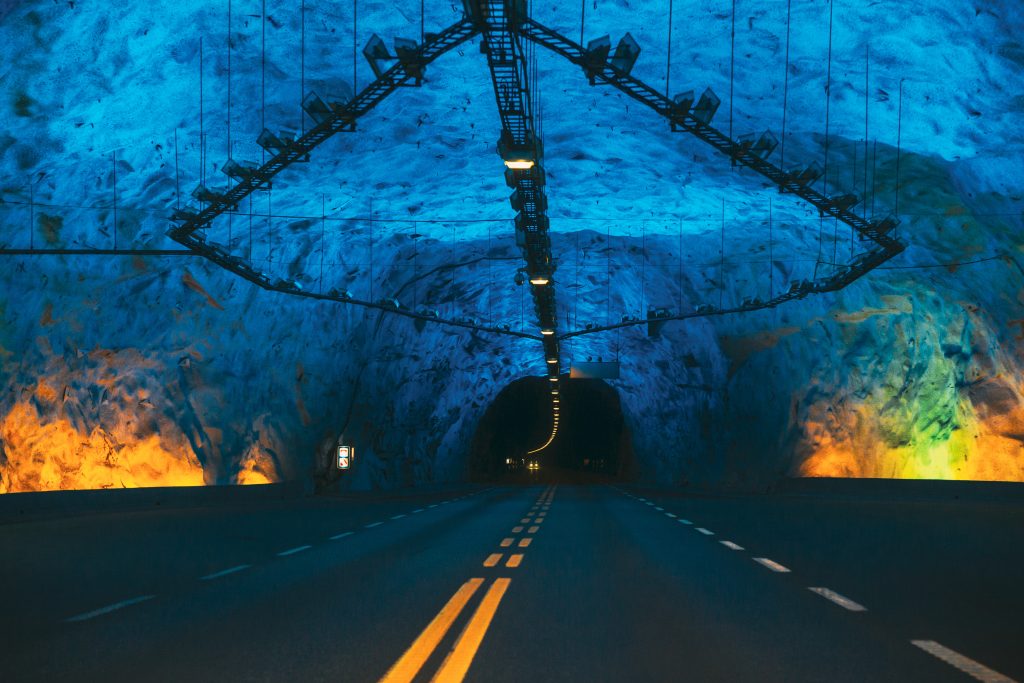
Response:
[[469, 376, 633, 483]]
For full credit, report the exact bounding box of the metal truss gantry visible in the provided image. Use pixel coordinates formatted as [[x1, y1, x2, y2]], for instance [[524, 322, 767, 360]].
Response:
[[167, 1, 909, 450]]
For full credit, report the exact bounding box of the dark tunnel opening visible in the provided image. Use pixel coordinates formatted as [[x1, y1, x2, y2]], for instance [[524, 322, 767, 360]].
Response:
[[469, 376, 634, 483]]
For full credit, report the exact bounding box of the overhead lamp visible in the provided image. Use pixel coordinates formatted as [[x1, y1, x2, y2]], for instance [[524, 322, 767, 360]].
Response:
[[541, 328, 555, 336], [548, 377, 558, 382], [530, 276, 550, 286], [546, 358, 558, 364], [497, 130, 542, 170]]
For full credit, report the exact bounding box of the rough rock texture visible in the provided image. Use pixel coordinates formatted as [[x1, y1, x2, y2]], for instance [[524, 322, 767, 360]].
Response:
[[1, 0, 1021, 491]]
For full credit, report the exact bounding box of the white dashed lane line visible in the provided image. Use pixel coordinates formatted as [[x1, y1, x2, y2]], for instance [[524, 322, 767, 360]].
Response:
[[720, 541, 744, 551], [808, 587, 867, 612], [753, 557, 791, 573], [391, 514, 406, 520], [201, 564, 251, 580], [678, 519, 693, 525], [665, 512, 677, 518], [365, 521, 383, 528], [695, 527, 714, 536], [412, 508, 424, 514], [277, 545, 312, 557], [330, 531, 354, 540], [911, 640, 1017, 683], [65, 595, 155, 623]]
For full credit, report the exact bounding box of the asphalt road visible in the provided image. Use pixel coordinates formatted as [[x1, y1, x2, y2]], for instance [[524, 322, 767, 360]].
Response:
[[1, 482, 1021, 682]]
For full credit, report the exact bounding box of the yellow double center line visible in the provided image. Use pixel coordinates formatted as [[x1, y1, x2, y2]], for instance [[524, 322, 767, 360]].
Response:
[[379, 577, 511, 683], [379, 487, 555, 682]]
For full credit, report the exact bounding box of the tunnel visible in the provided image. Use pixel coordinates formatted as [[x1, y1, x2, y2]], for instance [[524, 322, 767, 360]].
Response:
[[469, 377, 633, 481], [3, 0, 1024, 680]]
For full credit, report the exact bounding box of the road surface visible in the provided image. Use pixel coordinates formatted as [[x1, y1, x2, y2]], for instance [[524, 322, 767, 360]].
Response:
[[2, 482, 1021, 681]]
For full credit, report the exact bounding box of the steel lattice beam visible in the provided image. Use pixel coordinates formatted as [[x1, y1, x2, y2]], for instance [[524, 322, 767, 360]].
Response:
[[168, 18, 479, 242]]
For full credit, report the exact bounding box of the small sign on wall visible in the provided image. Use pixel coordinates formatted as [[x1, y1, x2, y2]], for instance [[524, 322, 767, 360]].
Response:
[[337, 446, 354, 470]]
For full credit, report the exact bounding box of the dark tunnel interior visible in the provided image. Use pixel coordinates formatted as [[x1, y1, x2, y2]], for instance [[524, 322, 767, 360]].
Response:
[[469, 376, 634, 482]]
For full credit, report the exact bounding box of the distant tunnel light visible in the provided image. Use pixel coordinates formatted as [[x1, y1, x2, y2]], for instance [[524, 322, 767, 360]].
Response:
[[546, 358, 558, 364], [548, 377, 558, 382], [529, 276, 550, 286], [541, 328, 555, 336], [504, 159, 535, 170]]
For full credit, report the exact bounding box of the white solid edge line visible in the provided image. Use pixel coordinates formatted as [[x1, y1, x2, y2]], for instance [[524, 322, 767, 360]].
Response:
[[391, 514, 407, 520], [695, 527, 714, 535], [911, 640, 1017, 683], [720, 540, 744, 551], [365, 521, 383, 528], [278, 545, 312, 557], [753, 557, 791, 573], [66, 595, 155, 623], [330, 531, 354, 540], [200, 564, 251, 580], [808, 587, 867, 612]]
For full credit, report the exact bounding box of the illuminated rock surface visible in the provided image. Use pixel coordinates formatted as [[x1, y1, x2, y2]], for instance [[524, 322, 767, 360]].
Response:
[[0, 0, 1021, 490]]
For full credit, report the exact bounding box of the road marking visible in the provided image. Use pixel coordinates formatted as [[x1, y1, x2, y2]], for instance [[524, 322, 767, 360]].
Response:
[[646, 501, 655, 506], [201, 564, 251, 580], [528, 526, 539, 533], [695, 527, 714, 536], [365, 521, 384, 528], [654, 506, 664, 511], [808, 587, 867, 612], [500, 538, 514, 548], [506, 554, 524, 568], [533, 518, 543, 524], [537, 511, 546, 517], [638, 498, 647, 502], [412, 508, 424, 514], [392, 514, 407, 520], [431, 578, 511, 682], [520, 518, 531, 523], [278, 545, 312, 557], [483, 553, 503, 568], [378, 578, 484, 683], [512, 526, 524, 533], [720, 541, 744, 551], [665, 512, 677, 518], [678, 519, 693, 525], [518, 538, 532, 548], [910, 640, 1016, 683], [753, 557, 791, 573], [66, 595, 155, 623], [428, 504, 437, 508], [331, 531, 354, 540]]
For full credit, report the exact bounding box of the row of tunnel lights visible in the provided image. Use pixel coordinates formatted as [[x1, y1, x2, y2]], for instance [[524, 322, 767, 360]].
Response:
[[503, 151, 562, 455]]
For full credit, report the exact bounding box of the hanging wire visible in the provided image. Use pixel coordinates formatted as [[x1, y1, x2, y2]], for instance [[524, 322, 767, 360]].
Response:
[[665, 0, 673, 98], [895, 78, 904, 221], [719, 199, 725, 309], [728, 0, 735, 145], [227, 0, 232, 157], [261, 0, 266, 163], [780, 0, 792, 170], [300, 0, 305, 135], [199, 37, 204, 187]]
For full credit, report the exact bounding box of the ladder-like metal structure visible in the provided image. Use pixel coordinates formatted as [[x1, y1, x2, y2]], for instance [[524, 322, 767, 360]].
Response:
[[469, 0, 562, 450], [165, 3, 910, 421]]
